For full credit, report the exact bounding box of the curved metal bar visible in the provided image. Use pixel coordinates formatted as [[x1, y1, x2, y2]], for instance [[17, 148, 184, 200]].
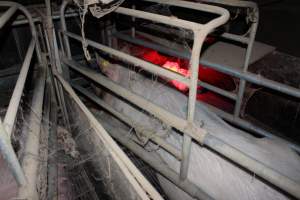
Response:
[[0, 1, 42, 64], [0, 1, 43, 186], [0, 5, 17, 28]]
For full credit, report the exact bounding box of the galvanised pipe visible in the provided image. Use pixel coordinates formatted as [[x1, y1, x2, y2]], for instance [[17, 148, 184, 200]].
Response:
[[63, 58, 208, 143], [65, 31, 190, 85], [55, 72, 164, 200], [0, 5, 17, 28], [233, 6, 259, 117], [113, 32, 237, 100], [63, 53, 300, 200], [17, 67, 46, 200], [0, 1, 42, 65], [97, 116, 214, 200], [0, 119, 26, 185], [72, 83, 183, 160], [4, 38, 36, 138], [199, 101, 300, 154], [113, 31, 300, 153]]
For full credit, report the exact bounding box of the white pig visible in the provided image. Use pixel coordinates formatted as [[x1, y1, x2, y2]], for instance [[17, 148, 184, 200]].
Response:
[[96, 59, 300, 200]]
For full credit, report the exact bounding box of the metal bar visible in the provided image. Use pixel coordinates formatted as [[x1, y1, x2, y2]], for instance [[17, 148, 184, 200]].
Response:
[[64, 31, 190, 85], [131, 4, 136, 38], [234, 8, 259, 117], [0, 119, 26, 186], [116, 7, 203, 31], [113, 32, 237, 100], [203, 133, 300, 199], [63, 58, 207, 143], [143, 0, 229, 18], [199, 100, 300, 154], [0, 1, 42, 65], [97, 116, 214, 200], [0, 5, 17, 29], [113, 13, 300, 153], [17, 67, 46, 200], [181, 31, 208, 180], [72, 83, 182, 160], [4, 39, 36, 138], [55, 72, 164, 200], [60, 0, 72, 59], [11, 12, 79, 26], [44, 0, 71, 130], [63, 56, 300, 200], [114, 31, 300, 100], [199, 0, 257, 8]]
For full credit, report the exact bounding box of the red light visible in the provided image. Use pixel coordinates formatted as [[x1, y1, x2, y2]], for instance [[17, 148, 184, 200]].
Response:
[[137, 47, 235, 112]]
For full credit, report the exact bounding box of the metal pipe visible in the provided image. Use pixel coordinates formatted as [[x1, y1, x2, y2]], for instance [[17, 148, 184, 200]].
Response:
[[199, 101, 300, 154], [55, 72, 164, 200], [63, 53, 300, 200], [234, 7, 259, 117], [17, 67, 46, 200], [0, 1, 42, 65], [203, 133, 300, 199], [0, 119, 26, 186], [60, 0, 72, 59], [97, 117, 214, 200], [64, 31, 190, 85], [112, 32, 236, 100], [181, 30, 208, 180], [144, 0, 229, 19], [113, 31, 300, 152], [72, 83, 182, 160], [4, 39, 36, 138], [114, 30, 300, 100], [63, 58, 207, 143], [0, 5, 17, 28], [45, 0, 71, 130]]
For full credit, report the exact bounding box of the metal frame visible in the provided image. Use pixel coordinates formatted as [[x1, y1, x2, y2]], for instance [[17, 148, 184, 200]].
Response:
[[112, 0, 300, 154], [0, 1, 43, 188], [60, 0, 230, 181], [58, 0, 300, 199]]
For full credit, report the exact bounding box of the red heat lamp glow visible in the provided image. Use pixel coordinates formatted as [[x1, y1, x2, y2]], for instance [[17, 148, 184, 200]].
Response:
[[140, 47, 236, 112]]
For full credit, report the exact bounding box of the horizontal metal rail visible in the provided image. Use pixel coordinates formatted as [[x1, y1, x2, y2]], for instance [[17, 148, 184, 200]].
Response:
[[96, 116, 214, 200], [113, 32, 237, 100], [72, 83, 183, 160], [63, 57, 207, 142], [0, 5, 17, 28], [64, 31, 189, 85]]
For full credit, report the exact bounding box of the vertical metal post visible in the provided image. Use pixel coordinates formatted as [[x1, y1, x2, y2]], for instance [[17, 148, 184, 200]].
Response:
[[0, 119, 27, 186], [131, 4, 136, 38], [60, 0, 72, 59], [234, 8, 259, 117], [45, 0, 71, 131], [180, 30, 207, 180]]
